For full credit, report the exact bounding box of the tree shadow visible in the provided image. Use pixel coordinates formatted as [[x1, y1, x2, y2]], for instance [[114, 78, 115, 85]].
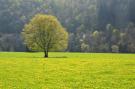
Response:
[[47, 56, 68, 58], [4, 56, 68, 59]]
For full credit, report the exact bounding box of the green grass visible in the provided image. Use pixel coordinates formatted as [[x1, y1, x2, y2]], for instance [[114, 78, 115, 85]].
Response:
[[0, 52, 135, 89]]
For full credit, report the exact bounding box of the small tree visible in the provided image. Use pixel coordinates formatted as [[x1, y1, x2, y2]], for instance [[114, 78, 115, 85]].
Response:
[[111, 45, 119, 53], [22, 14, 68, 58]]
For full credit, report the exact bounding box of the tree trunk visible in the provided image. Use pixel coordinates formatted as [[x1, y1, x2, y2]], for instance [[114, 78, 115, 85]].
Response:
[[44, 50, 48, 58]]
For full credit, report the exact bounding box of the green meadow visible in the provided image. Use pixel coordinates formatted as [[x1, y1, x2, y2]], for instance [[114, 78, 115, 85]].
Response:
[[0, 52, 135, 89]]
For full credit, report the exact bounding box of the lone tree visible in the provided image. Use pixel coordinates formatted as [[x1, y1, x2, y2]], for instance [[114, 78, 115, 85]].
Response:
[[22, 14, 68, 58]]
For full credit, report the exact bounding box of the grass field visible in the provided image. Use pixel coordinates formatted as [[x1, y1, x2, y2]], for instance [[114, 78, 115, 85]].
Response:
[[0, 52, 135, 89]]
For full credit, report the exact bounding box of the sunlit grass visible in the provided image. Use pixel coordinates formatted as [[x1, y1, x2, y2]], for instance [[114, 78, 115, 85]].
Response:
[[0, 52, 135, 89]]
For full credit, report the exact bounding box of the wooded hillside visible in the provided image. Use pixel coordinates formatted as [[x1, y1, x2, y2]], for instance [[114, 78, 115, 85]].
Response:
[[0, 0, 135, 53]]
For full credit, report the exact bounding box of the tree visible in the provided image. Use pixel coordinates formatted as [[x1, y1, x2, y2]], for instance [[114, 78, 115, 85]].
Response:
[[81, 43, 89, 52], [22, 14, 68, 58], [106, 24, 114, 52], [111, 45, 119, 53]]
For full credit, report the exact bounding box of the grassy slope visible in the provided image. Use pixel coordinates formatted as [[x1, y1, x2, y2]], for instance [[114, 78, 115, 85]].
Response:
[[0, 52, 135, 89]]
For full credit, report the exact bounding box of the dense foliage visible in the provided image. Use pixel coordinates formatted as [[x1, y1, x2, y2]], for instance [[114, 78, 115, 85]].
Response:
[[0, 0, 135, 53], [22, 14, 68, 57]]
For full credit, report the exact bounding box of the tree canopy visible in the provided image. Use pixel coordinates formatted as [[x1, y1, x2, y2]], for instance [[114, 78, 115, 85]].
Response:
[[22, 14, 68, 57]]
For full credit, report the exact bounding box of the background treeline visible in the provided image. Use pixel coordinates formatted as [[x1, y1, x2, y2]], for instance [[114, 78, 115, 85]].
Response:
[[0, 0, 135, 53]]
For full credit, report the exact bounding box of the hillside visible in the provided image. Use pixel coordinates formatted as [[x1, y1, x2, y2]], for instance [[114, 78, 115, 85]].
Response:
[[0, 0, 135, 53]]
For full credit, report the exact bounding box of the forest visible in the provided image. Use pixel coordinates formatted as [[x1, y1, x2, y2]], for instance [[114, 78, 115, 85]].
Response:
[[0, 0, 135, 53]]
